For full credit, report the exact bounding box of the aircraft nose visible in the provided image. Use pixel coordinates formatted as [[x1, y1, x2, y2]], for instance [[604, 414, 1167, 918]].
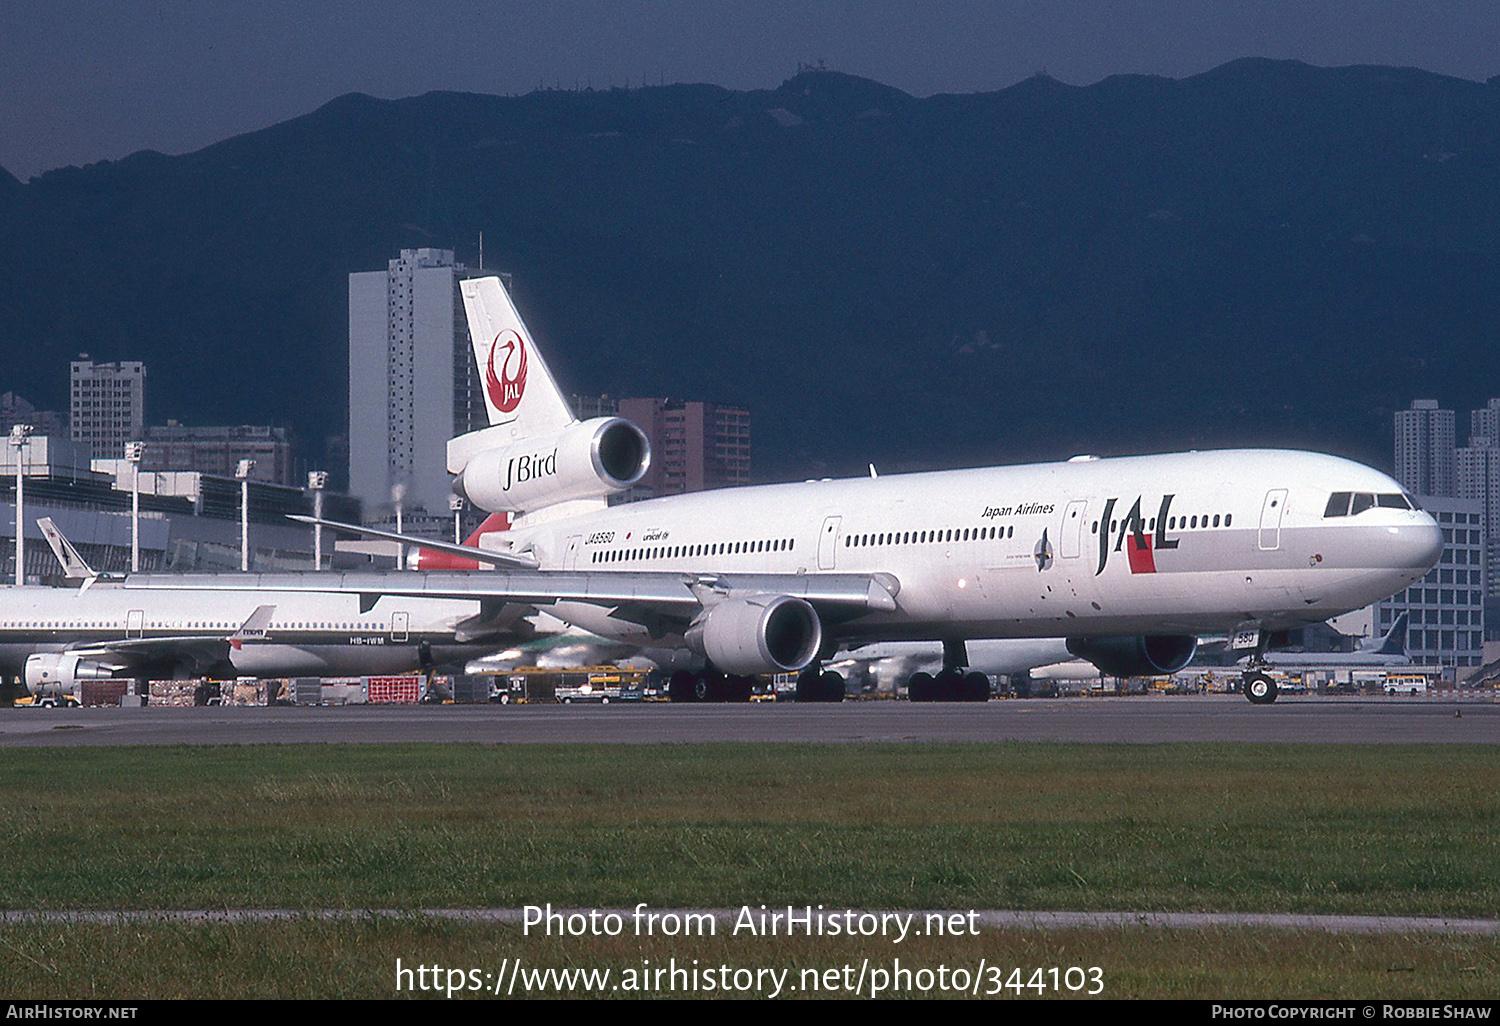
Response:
[[1394, 515, 1444, 572]]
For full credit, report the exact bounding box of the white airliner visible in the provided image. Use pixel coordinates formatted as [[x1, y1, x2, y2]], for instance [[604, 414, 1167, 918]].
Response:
[[0, 519, 524, 692], [167, 275, 1442, 706]]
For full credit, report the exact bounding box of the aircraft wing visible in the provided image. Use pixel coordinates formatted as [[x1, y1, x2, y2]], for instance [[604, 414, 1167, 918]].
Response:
[[59, 605, 279, 675], [120, 570, 900, 623]]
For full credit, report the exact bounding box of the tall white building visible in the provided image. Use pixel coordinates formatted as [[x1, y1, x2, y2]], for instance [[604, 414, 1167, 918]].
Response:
[[1374, 494, 1485, 671], [1394, 399, 1455, 498], [1457, 445, 1500, 596], [348, 249, 486, 517], [1469, 398, 1500, 448], [70, 359, 145, 460]]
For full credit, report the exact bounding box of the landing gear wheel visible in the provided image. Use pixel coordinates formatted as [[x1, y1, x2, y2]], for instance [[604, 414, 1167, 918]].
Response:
[[907, 672, 935, 702], [819, 671, 845, 703], [1243, 671, 1279, 705], [668, 670, 698, 703], [725, 675, 755, 703], [695, 671, 731, 702], [962, 671, 992, 702], [934, 667, 966, 702]]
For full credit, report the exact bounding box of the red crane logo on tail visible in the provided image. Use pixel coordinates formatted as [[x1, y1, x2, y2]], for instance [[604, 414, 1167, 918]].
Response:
[[485, 330, 528, 413]]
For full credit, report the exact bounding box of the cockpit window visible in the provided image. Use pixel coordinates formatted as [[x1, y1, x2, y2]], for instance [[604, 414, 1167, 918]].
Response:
[[1324, 492, 1352, 517], [1326, 491, 1410, 517]]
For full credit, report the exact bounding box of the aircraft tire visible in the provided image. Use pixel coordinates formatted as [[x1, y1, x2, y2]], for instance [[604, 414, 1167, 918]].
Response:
[[793, 667, 821, 702], [934, 668, 966, 702], [819, 671, 846, 702], [907, 672, 935, 702], [1243, 672, 1279, 705], [668, 670, 698, 703], [963, 671, 991, 702], [726, 675, 754, 703]]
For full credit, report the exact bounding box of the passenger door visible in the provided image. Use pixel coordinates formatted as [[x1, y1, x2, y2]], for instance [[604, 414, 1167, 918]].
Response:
[[1258, 489, 1288, 550], [1060, 500, 1088, 559], [391, 611, 409, 642], [817, 516, 842, 570]]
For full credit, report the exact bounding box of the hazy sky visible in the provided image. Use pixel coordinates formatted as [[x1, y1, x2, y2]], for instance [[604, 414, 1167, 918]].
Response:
[[3, 1, 1497, 180]]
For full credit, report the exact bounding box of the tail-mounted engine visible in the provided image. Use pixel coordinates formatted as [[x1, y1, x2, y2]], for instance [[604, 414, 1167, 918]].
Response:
[[449, 417, 650, 513]]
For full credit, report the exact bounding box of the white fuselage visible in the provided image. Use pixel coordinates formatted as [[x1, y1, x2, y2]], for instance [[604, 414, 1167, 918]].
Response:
[[0, 586, 495, 679], [505, 449, 1440, 648]]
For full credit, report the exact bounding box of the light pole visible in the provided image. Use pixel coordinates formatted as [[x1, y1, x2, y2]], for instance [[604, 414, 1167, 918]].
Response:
[[236, 458, 256, 572], [307, 470, 328, 569], [450, 494, 464, 544], [125, 441, 144, 572], [9, 424, 31, 586], [391, 482, 407, 570]]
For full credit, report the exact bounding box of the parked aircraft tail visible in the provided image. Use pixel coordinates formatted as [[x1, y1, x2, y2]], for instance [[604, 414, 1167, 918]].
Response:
[[37, 518, 99, 581], [1361, 611, 1409, 657]]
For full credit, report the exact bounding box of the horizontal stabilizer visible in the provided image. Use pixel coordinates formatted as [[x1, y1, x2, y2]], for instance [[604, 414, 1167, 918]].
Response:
[[286, 515, 540, 570]]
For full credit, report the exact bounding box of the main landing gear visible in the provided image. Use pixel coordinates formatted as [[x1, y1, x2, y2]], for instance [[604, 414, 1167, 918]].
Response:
[[667, 669, 754, 703], [906, 641, 991, 703], [794, 665, 846, 703]]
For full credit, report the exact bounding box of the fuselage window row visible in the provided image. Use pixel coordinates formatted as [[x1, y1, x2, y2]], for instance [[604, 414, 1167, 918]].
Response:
[[842, 524, 1018, 548], [1090, 513, 1234, 534], [591, 539, 796, 564]]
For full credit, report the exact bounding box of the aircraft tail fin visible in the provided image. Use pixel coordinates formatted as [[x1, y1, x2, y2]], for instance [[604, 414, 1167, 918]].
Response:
[[1364, 611, 1410, 656], [37, 518, 97, 581], [460, 276, 576, 436]]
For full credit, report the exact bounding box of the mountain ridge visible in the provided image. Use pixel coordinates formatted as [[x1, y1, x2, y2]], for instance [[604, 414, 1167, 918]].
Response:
[[2, 61, 1498, 484]]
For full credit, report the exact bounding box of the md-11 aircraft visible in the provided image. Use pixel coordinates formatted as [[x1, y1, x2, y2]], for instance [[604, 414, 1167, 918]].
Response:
[[151, 275, 1442, 705]]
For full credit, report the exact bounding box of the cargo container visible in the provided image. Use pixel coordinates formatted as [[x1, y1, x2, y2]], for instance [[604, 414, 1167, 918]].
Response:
[[80, 681, 130, 707], [365, 675, 422, 704]]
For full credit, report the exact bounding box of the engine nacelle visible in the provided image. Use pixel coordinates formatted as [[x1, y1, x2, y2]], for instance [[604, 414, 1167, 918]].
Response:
[[685, 595, 823, 676], [25, 653, 117, 691], [451, 417, 650, 512], [1066, 635, 1198, 678]]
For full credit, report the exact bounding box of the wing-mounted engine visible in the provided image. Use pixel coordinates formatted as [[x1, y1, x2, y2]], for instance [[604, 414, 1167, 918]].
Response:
[[1066, 635, 1198, 678], [448, 417, 650, 513], [685, 595, 824, 676], [25, 653, 119, 690]]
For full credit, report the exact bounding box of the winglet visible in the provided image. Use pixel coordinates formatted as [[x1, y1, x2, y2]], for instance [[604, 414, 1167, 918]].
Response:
[[229, 605, 276, 644], [37, 517, 98, 581]]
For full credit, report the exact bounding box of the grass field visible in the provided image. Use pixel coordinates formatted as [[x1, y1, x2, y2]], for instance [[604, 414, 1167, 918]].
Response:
[[3, 742, 1497, 915], [2, 920, 1496, 999], [2, 742, 1497, 998]]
